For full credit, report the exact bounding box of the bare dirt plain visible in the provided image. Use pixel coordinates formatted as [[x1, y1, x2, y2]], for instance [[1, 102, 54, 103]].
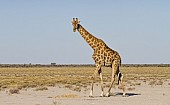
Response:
[[0, 66, 170, 105]]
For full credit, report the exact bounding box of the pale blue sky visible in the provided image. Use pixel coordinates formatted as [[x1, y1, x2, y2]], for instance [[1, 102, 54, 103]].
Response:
[[0, 0, 170, 64]]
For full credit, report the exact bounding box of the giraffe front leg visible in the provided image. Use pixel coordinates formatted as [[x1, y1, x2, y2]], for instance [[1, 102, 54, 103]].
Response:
[[99, 72, 104, 97], [89, 76, 94, 97], [89, 69, 98, 97]]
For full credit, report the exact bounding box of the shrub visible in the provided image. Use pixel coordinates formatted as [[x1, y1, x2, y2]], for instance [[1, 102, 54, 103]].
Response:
[[9, 88, 20, 94]]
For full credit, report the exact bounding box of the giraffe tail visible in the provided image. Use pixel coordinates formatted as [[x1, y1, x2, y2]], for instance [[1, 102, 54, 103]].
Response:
[[117, 72, 122, 85], [119, 59, 122, 66]]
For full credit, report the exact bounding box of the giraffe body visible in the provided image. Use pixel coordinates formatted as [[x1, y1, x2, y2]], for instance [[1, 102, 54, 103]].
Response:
[[77, 24, 121, 67], [72, 18, 125, 97]]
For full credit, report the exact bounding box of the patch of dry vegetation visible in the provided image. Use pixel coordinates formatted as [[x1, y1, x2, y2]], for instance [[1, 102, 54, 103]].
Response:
[[35, 86, 48, 91], [148, 79, 164, 86], [127, 87, 135, 91], [55, 94, 79, 98], [8, 88, 20, 94], [0, 67, 170, 91]]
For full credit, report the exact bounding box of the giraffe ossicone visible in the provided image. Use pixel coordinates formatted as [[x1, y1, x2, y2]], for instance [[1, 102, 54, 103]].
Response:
[[72, 18, 126, 97]]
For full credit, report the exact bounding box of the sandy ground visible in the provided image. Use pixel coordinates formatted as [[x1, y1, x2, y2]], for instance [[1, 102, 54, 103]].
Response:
[[0, 80, 170, 105]]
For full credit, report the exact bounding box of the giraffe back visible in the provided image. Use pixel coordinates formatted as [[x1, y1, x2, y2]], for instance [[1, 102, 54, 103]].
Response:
[[92, 40, 121, 67]]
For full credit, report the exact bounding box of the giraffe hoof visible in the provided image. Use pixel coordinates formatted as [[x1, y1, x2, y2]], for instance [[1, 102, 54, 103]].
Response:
[[122, 93, 127, 97], [89, 95, 94, 98], [105, 93, 110, 97], [100, 94, 105, 97], [89, 91, 93, 97], [100, 91, 105, 97]]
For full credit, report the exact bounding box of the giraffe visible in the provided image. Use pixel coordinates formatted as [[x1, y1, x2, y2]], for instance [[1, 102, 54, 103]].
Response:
[[72, 18, 125, 97]]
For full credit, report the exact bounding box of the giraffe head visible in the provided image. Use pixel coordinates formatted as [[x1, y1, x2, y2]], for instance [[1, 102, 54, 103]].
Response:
[[72, 18, 80, 32]]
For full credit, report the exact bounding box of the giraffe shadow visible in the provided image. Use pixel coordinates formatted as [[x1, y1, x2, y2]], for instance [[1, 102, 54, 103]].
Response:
[[84, 92, 141, 98], [110, 92, 141, 97]]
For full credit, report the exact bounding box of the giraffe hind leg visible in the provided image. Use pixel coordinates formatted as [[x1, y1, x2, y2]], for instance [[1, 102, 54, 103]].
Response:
[[106, 60, 119, 97], [106, 67, 116, 97]]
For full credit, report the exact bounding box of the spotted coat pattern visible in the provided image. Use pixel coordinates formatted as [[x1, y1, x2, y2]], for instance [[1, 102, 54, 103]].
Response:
[[72, 18, 125, 97], [77, 24, 121, 70]]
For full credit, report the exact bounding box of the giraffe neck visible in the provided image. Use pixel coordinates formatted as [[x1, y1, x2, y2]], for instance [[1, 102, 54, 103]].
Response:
[[77, 24, 99, 50]]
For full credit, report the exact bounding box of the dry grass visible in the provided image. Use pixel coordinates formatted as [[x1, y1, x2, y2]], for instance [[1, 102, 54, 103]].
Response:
[[64, 84, 81, 92], [127, 87, 135, 91], [55, 94, 79, 98], [148, 79, 164, 86], [35, 86, 48, 91], [0, 67, 170, 90], [8, 88, 20, 94]]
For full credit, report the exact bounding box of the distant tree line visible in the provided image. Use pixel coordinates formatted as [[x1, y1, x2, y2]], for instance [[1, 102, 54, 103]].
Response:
[[0, 64, 170, 68]]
